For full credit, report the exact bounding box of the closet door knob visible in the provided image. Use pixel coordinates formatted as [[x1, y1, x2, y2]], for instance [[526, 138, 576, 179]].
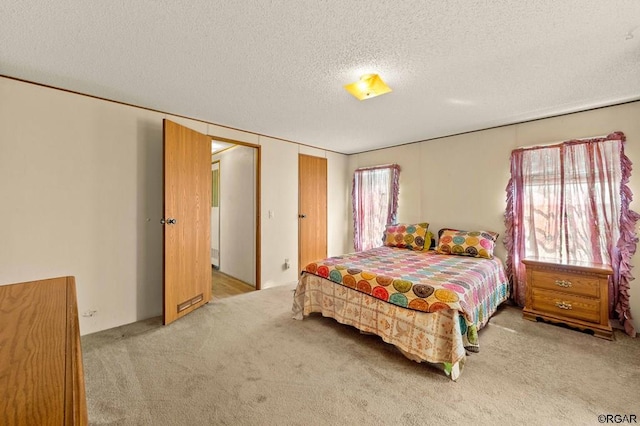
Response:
[[298, 214, 307, 219]]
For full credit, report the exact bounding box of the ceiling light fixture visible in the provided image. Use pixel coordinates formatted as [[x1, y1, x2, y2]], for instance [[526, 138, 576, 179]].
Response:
[[344, 74, 392, 100]]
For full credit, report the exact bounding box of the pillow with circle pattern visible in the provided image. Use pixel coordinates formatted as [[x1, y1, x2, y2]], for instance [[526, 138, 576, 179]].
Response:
[[383, 223, 429, 251], [436, 228, 499, 259]]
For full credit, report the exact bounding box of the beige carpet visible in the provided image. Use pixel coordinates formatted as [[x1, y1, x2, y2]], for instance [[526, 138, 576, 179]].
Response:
[[82, 283, 640, 425]]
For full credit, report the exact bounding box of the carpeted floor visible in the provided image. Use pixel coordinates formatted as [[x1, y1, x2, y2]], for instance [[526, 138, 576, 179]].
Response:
[[82, 283, 640, 425]]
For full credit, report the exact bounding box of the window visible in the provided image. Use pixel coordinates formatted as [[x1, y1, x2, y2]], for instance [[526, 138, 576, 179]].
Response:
[[505, 132, 639, 336], [520, 141, 620, 263], [352, 164, 400, 252]]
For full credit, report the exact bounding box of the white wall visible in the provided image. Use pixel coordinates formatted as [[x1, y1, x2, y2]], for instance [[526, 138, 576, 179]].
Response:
[[349, 101, 640, 333], [213, 145, 256, 285], [259, 137, 300, 287], [0, 76, 349, 335], [326, 151, 350, 256]]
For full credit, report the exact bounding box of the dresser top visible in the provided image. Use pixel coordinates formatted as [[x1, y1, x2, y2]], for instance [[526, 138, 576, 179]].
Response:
[[0, 276, 87, 425], [522, 257, 613, 275]]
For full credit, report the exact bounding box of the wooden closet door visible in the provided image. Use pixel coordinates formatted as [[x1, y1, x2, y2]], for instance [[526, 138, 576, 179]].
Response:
[[298, 154, 327, 271]]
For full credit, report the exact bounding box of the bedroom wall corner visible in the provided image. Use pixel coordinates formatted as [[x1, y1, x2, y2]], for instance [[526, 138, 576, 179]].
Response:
[[347, 100, 640, 333]]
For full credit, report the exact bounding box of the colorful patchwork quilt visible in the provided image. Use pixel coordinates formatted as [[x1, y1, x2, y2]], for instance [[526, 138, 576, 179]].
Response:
[[303, 246, 509, 351]]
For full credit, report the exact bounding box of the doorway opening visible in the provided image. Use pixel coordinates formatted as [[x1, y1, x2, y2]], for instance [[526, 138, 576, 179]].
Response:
[[210, 137, 261, 297]]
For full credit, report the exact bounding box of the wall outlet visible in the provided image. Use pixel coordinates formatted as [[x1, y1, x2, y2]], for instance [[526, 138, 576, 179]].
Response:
[[284, 258, 290, 269]]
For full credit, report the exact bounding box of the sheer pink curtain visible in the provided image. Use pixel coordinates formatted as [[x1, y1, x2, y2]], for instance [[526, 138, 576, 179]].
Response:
[[505, 132, 639, 336], [352, 164, 400, 252]]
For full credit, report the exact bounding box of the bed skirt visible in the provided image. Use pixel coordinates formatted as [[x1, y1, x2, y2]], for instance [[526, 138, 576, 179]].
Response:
[[292, 273, 466, 380]]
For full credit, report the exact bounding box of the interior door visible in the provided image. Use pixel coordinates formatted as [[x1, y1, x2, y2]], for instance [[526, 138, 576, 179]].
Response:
[[163, 119, 212, 325], [298, 154, 327, 271]]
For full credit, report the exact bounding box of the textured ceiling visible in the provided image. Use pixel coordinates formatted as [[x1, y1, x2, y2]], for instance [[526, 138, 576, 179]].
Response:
[[1, 1, 639, 154]]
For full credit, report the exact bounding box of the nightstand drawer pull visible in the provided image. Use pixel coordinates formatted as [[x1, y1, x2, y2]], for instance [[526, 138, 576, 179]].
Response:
[[555, 301, 573, 310], [554, 279, 572, 288]]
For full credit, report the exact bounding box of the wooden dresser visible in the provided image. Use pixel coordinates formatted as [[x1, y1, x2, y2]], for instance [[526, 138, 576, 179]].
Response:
[[522, 258, 613, 340], [0, 276, 88, 425]]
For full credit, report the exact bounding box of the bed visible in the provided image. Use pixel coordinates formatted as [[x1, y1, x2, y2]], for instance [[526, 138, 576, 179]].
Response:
[[292, 227, 509, 380]]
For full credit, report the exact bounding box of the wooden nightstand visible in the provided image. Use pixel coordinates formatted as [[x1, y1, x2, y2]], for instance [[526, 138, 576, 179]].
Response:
[[522, 258, 613, 340]]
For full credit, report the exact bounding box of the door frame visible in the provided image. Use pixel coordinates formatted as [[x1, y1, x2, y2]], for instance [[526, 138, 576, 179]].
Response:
[[209, 136, 261, 290]]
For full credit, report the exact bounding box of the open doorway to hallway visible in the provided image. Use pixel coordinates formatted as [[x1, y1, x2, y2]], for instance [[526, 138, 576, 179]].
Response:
[[211, 138, 260, 297]]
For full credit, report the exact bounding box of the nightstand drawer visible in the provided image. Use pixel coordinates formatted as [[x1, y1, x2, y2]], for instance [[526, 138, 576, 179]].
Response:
[[531, 288, 600, 323], [529, 269, 600, 298]]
